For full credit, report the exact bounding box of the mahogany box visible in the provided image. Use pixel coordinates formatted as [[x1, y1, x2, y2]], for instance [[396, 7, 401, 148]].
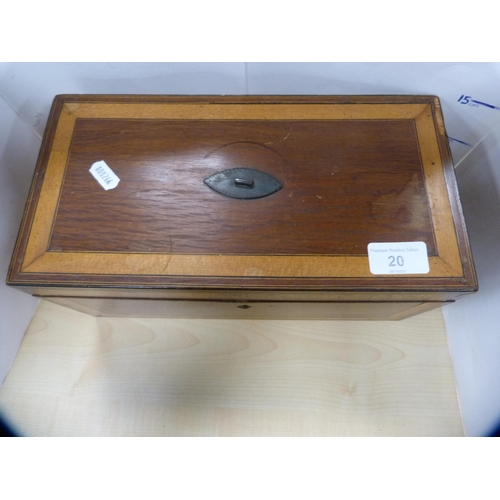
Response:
[[7, 95, 477, 319]]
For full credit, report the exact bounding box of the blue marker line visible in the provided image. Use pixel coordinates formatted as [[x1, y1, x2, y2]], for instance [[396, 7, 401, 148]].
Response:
[[470, 99, 500, 110], [447, 136, 472, 147]]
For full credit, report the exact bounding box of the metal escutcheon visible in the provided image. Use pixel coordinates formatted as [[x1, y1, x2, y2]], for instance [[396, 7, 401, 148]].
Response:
[[204, 167, 283, 199]]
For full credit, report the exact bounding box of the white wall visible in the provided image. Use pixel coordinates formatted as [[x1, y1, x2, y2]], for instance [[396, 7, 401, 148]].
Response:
[[1, 62, 499, 435], [0, 63, 246, 137], [442, 122, 500, 436], [0, 95, 40, 384]]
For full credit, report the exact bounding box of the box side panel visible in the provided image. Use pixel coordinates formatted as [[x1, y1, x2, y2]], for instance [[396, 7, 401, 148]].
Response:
[[44, 296, 445, 320]]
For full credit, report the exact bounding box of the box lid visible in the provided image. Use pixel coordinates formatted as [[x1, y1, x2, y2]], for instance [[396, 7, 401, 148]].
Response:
[[8, 95, 477, 298]]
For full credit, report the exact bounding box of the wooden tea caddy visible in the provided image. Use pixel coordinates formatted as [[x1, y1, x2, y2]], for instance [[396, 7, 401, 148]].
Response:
[[7, 95, 477, 319]]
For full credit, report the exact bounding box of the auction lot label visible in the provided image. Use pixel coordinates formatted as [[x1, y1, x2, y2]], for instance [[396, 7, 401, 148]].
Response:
[[367, 242, 430, 275]]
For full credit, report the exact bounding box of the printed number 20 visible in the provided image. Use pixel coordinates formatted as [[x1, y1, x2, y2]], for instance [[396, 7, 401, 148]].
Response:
[[388, 255, 404, 267]]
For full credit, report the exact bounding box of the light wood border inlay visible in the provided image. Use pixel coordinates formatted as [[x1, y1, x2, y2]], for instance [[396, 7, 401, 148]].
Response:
[[20, 100, 464, 280], [66, 102, 429, 121], [23, 253, 460, 278], [414, 106, 463, 274]]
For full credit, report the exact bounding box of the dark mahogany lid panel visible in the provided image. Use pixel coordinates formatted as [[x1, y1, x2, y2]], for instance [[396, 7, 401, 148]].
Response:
[[49, 117, 436, 256]]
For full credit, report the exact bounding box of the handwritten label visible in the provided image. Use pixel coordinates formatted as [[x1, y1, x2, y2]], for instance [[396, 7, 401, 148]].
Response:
[[368, 242, 430, 275], [89, 160, 120, 190], [458, 95, 500, 110], [448, 136, 472, 148]]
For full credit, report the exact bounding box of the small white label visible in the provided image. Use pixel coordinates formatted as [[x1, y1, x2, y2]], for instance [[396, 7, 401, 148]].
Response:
[[89, 160, 120, 190], [367, 242, 430, 275]]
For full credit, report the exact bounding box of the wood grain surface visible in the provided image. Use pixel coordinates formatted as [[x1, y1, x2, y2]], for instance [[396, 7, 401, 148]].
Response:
[[0, 300, 464, 436], [6, 95, 477, 320]]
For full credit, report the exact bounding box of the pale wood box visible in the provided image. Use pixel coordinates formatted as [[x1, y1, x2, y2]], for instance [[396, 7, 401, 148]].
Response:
[[7, 95, 477, 319]]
